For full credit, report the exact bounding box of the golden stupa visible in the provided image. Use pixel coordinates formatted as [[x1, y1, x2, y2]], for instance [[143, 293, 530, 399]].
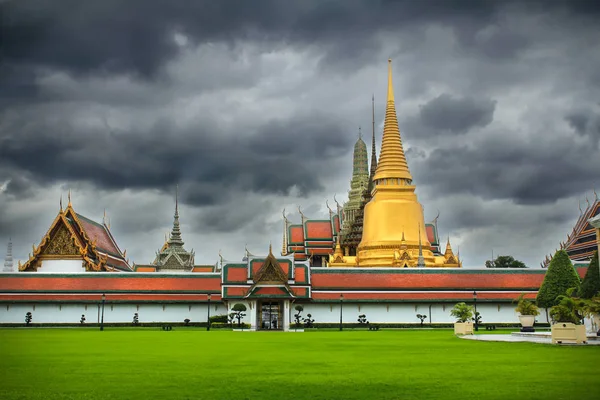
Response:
[[330, 60, 460, 268]]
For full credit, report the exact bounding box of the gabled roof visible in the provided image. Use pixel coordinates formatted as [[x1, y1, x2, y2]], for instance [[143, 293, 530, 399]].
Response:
[[19, 204, 131, 272]]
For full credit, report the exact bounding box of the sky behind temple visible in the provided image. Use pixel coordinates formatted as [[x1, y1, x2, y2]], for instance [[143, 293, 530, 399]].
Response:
[[1, 0, 599, 268]]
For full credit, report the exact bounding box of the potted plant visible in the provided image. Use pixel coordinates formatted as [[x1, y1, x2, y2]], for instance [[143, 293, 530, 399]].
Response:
[[549, 289, 587, 344], [514, 293, 540, 332], [582, 295, 600, 336], [450, 302, 474, 335]]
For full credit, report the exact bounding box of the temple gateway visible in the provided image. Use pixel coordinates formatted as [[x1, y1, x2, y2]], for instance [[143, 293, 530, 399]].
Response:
[[0, 61, 594, 330]]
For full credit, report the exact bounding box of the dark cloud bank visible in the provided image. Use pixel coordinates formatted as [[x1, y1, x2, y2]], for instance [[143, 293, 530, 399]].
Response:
[[1, 0, 600, 267]]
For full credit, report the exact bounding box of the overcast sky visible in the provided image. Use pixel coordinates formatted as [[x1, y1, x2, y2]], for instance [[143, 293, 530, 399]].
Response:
[[1, 0, 599, 268]]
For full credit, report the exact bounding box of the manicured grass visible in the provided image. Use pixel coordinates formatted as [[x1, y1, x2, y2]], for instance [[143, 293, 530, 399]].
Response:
[[0, 328, 598, 400]]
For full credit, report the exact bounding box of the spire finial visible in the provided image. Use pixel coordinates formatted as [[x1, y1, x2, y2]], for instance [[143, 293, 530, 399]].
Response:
[[387, 59, 394, 103], [103, 209, 107, 225], [168, 184, 184, 248], [358, 126, 362, 139], [68, 189, 72, 206], [60, 194, 63, 212], [269, 241, 273, 255]]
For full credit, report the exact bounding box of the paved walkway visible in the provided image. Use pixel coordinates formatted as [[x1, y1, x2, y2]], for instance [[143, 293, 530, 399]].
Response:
[[460, 331, 600, 345]]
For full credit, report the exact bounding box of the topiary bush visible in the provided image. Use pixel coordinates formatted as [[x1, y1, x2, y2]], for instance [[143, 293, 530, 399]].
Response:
[[578, 251, 599, 299], [537, 250, 581, 309], [209, 314, 229, 324]]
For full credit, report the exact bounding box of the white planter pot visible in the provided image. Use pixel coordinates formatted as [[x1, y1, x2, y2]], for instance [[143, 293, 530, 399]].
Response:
[[551, 323, 587, 344], [454, 322, 473, 335], [518, 315, 536, 328]]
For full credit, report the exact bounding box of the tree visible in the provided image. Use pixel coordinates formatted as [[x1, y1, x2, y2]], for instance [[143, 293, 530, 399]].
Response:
[[132, 312, 139, 326], [472, 311, 483, 326], [485, 255, 527, 268], [80, 314, 86, 324], [578, 251, 600, 299], [294, 305, 304, 324], [358, 314, 368, 324], [25, 312, 32, 326], [416, 314, 427, 327], [537, 250, 581, 309], [231, 303, 247, 327]]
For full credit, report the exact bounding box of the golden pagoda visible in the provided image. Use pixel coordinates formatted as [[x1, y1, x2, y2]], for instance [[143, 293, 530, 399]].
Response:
[[330, 59, 460, 268]]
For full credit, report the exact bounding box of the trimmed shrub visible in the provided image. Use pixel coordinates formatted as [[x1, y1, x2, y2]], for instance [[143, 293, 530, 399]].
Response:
[[578, 251, 600, 299], [537, 250, 581, 308], [209, 314, 229, 324]]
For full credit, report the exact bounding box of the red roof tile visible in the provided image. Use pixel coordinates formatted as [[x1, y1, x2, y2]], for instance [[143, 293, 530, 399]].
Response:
[[305, 221, 333, 240]]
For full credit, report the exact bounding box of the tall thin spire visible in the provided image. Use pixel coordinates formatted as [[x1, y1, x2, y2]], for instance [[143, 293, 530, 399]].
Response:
[[417, 224, 425, 268], [4, 238, 14, 272], [368, 94, 378, 192], [281, 209, 289, 256], [168, 185, 184, 247], [373, 59, 413, 183]]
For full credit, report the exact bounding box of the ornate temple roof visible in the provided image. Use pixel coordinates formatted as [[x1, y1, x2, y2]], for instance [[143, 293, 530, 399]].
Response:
[[19, 198, 131, 272], [542, 192, 600, 267], [134, 186, 211, 273]]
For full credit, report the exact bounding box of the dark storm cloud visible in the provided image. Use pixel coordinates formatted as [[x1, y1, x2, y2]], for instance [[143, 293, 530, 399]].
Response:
[[0, 112, 351, 205], [3, 0, 597, 100], [566, 107, 600, 144], [412, 135, 600, 205], [418, 94, 496, 134]]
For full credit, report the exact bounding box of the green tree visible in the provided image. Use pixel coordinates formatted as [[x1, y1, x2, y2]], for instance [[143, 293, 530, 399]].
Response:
[[578, 251, 600, 299], [485, 255, 527, 268], [536, 250, 581, 309]]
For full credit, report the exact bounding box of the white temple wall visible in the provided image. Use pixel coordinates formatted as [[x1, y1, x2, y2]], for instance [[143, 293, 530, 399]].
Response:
[[40, 259, 86, 273], [0, 301, 552, 325], [301, 302, 525, 324], [0, 303, 228, 324]]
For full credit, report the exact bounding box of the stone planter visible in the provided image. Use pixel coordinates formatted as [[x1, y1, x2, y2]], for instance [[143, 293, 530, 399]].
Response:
[[454, 321, 473, 335], [551, 323, 587, 344], [518, 315, 536, 332]]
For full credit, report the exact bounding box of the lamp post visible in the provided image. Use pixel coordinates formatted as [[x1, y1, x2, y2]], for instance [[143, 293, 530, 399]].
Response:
[[473, 291, 478, 332], [100, 293, 106, 331], [339, 294, 344, 331], [207, 294, 211, 331]]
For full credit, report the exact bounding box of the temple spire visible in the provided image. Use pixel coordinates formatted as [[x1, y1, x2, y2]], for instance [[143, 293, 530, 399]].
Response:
[[281, 209, 289, 256], [369, 94, 378, 192], [373, 59, 413, 183], [168, 185, 184, 248], [417, 224, 425, 268], [4, 237, 14, 272]]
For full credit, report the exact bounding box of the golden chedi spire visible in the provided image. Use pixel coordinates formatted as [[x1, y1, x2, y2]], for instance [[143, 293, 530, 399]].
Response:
[[373, 59, 413, 183], [355, 59, 454, 268]]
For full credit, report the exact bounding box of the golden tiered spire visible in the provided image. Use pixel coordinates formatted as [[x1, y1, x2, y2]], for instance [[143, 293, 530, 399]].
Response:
[[373, 59, 413, 183]]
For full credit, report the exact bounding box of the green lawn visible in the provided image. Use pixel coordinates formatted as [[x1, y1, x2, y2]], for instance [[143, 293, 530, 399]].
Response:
[[0, 328, 598, 400]]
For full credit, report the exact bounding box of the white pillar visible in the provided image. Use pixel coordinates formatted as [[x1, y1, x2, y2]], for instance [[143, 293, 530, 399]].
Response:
[[283, 300, 290, 331], [248, 300, 257, 330]]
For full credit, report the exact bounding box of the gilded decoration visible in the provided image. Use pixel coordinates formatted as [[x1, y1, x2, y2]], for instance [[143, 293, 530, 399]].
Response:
[[254, 257, 288, 284], [43, 225, 81, 256]]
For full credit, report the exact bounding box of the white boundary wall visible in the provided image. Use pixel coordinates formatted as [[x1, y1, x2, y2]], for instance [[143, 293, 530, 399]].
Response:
[[0, 301, 549, 325]]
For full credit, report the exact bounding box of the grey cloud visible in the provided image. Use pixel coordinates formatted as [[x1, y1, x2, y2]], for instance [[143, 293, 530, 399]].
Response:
[[566, 108, 600, 144], [412, 134, 600, 205], [418, 94, 496, 134], [0, 111, 352, 205]]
